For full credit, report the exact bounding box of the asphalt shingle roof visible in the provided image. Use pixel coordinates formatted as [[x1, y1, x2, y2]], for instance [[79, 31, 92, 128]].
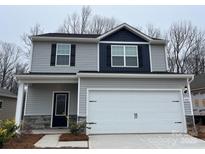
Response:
[[190, 74, 205, 90], [36, 33, 101, 38], [0, 88, 17, 98]]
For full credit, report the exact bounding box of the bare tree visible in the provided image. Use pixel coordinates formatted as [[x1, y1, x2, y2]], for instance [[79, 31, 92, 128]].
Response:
[[184, 31, 205, 75], [58, 6, 118, 34], [80, 6, 92, 34], [166, 21, 205, 74], [0, 42, 27, 93], [145, 24, 162, 38], [21, 23, 44, 59], [88, 15, 117, 34], [166, 21, 201, 73]]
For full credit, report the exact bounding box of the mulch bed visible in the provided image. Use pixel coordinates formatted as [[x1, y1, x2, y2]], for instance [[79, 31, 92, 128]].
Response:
[[2, 134, 44, 149], [59, 133, 88, 141]]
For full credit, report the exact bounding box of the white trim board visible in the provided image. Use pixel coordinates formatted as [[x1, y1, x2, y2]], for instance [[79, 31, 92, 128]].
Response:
[[77, 77, 80, 122], [77, 73, 194, 79], [97, 43, 100, 72], [99, 41, 149, 44]]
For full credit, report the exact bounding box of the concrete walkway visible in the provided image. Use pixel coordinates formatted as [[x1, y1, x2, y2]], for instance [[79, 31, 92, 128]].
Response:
[[34, 134, 88, 148], [89, 134, 205, 149]]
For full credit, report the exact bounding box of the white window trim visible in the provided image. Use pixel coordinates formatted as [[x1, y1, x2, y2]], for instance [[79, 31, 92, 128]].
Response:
[[111, 45, 139, 68], [55, 43, 71, 66]]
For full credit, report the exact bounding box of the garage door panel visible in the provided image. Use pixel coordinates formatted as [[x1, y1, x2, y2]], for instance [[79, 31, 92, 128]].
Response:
[[87, 90, 185, 134]]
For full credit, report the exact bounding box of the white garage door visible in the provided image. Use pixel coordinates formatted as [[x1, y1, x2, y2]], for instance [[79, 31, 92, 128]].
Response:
[[87, 89, 186, 134]]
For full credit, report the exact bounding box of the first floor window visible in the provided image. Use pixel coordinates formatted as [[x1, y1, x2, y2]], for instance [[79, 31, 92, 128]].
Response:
[[111, 45, 139, 67], [56, 44, 71, 65]]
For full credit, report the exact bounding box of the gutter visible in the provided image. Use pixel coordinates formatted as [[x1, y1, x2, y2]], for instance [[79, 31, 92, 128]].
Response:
[[15, 74, 77, 80], [31, 36, 98, 43], [31, 36, 166, 45], [77, 73, 194, 79]]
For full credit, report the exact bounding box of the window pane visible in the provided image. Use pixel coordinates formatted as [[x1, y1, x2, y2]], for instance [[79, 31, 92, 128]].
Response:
[[0, 101, 2, 109], [125, 46, 137, 56], [126, 57, 138, 66], [55, 94, 67, 116], [57, 44, 70, 54], [57, 55, 70, 65], [112, 46, 124, 55], [112, 56, 124, 66]]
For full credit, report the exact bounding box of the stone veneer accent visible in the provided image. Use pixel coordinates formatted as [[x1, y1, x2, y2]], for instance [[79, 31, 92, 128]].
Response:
[[23, 115, 79, 130], [23, 115, 51, 130]]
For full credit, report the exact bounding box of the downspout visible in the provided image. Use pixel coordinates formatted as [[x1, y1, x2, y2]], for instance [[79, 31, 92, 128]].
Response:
[[187, 76, 197, 135]]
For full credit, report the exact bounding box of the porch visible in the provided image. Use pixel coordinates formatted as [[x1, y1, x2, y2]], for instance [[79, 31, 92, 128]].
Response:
[[15, 74, 79, 131]]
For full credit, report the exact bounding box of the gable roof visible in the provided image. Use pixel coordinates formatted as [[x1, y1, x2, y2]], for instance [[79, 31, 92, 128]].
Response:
[[97, 23, 152, 41], [31, 23, 166, 44], [190, 74, 205, 90], [0, 88, 17, 98]]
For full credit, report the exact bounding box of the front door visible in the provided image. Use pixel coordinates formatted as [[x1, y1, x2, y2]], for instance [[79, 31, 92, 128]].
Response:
[[52, 92, 69, 128]]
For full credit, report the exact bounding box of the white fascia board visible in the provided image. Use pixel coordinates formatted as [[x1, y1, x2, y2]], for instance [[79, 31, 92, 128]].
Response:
[[150, 40, 167, 45], [31, 36, 98, 43], [15, 74, 78, 83], [77, 73, 194, 79], [97, 23, 152, 42]]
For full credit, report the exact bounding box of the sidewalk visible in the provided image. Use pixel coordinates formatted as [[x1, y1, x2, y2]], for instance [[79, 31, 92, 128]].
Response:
[[34, 134, 88, 148]]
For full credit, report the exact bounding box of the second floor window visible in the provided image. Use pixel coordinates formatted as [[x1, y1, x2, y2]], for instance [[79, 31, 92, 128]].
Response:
[[56, 44, 71, 66], [111, 45, 139, 67]]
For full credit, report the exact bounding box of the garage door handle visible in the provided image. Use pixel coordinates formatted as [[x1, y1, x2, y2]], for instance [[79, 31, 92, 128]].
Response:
[[172, 100, 180, 102], [87, 122, 97, 125], [89, 100, 97, 102], [174, 122, 182, 124]]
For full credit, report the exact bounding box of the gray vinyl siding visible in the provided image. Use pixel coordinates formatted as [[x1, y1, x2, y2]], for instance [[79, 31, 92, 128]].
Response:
[[151, 45, 167, 72], [79, 78, 189, 116], [31, 42, 98, 73], [25, 83, 77, 115], [0, 96, 16, 120]]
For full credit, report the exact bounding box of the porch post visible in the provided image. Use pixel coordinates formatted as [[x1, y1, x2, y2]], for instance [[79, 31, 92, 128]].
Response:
[[15, 82, 24, 127]]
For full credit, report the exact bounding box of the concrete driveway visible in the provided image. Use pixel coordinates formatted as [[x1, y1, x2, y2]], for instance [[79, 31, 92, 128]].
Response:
[[89, 134, 205, 149]]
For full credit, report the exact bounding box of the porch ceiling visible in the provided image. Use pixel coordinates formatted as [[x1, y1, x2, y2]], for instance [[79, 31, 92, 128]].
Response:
[[15, 74, 78, 83]]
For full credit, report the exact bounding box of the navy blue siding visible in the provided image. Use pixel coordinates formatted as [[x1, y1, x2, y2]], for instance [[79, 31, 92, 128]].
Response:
[[99, 43, 151, 73], [101, 28, 147, 42]]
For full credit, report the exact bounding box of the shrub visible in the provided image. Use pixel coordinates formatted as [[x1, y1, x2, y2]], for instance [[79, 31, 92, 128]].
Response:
[[0, 119, 19, 148], [69, 120, 86, 135], [0, 128, 7, 148]]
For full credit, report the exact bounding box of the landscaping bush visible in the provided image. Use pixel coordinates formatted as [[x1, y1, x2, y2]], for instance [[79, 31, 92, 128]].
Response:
[[0, 128, 7, 148], [0, 119, 19, 148], [69, 120, 86, 135]]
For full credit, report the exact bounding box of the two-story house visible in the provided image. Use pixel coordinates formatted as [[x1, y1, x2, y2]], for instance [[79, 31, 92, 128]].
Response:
[[15, 23, 194, 134]]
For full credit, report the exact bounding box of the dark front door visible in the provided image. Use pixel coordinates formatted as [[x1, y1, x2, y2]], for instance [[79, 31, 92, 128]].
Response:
[[52, 92, 69, 128]]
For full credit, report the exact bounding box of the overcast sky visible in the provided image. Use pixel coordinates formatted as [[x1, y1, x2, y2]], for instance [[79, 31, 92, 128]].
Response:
[[1, 5, 205, 48]]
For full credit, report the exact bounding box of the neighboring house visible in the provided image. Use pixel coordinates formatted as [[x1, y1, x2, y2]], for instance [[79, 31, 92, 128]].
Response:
[[0, 88, 17, 120], [15, 23, 194, 134], [190, 74, 205, 124]]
